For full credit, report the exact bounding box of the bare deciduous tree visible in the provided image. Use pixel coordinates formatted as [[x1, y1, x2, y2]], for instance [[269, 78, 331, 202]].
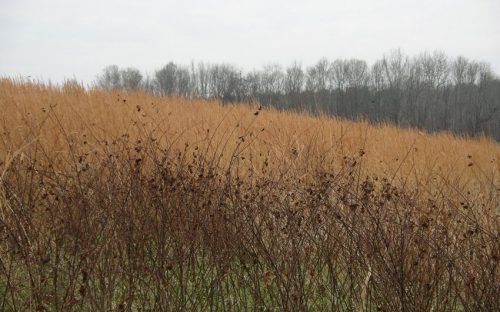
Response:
[[95, 50, 500, 140]]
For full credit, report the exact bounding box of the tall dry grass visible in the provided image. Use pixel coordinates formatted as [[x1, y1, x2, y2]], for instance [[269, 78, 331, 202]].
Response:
[[0, 78, 499, 311]]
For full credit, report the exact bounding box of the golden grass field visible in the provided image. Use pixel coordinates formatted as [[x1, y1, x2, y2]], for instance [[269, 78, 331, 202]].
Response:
[[0, 79, 499, 311], [2, 79, 498, 191]]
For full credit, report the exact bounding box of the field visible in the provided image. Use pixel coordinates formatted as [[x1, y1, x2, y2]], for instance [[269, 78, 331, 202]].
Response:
[[0, 79, 499, 311]]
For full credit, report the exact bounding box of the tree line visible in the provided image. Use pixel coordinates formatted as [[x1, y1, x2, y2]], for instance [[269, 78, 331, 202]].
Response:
[[96, 50, 500, 140]]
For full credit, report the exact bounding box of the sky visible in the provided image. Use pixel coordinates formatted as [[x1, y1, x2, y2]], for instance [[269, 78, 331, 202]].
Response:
[[1, 0, 499, 84]]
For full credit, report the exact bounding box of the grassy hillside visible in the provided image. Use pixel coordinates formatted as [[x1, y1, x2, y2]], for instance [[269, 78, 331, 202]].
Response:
[[1, 79, 499, 311]]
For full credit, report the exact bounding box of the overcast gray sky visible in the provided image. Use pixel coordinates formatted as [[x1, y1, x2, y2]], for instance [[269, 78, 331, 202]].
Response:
[[1, 0, 499, 84]]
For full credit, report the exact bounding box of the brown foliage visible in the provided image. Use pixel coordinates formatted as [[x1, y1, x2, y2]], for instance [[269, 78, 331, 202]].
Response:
[[0, 79, 498, 311]]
